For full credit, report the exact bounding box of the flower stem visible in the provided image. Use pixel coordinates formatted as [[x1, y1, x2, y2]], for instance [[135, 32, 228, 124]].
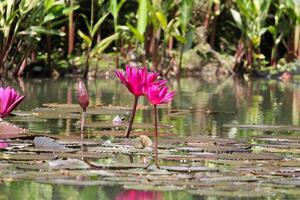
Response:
[[80, 110, 86, 134], [154, 105, 159, 167], [125, 96, 139, 138]]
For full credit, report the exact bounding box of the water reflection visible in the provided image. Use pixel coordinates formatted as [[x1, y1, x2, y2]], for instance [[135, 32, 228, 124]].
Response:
[[1, 77, 300, 199], [0, 181, 197, 200], [115, 189, 162, 200], [1, 77, 300, 137]]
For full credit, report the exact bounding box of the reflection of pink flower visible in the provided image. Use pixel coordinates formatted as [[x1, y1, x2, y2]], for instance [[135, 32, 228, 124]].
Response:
[[0, 142, 8, 148], [145, 84, 175, 105], [115, 189, 162, 200], [0, 87, 25, 118], [280, 72, 292, 82], [115, 66, 162, 97]]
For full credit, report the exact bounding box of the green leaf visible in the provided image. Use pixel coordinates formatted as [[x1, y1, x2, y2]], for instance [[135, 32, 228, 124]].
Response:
[[21, 26, 65, 36], [109, 0, 118, 19], [259, 27, 268, 36], [44, 0, 55, 12], [180, 0, 193, 34], [137, 0, 148, 36], [80, 14, 91, 34], [91, 12, 109, 38], [148, 2, 159, 30], [268, 25, 276, 36], [155, 11, 167, 30], [117, 0, 126, 13], [230, 9, 243, 30], [62, 5, 80, 15], [174, 34, 186, 44], [127, 23, 144, 42], [78, 30, 92, 47], [91, 33, 119, 56]]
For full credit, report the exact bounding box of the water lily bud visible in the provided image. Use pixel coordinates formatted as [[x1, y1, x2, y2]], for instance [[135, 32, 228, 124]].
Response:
[[77, 80, 89, 111]]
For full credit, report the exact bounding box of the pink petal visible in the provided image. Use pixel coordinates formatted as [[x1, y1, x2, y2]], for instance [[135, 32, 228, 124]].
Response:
[[147, 72, 159, 83], [6, 95, 25, 116], [162, 92, 175, 103], [115, 70, 126, 83], [158, 86, 168, 98]]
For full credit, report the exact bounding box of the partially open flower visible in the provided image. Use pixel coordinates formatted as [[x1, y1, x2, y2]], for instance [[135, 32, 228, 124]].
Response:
[[145, 84, 175, 105], [77, 80, 89, 111], [115, 65, 161, 97], [0, 87, 25, 118], [145, 83, 175, 167]]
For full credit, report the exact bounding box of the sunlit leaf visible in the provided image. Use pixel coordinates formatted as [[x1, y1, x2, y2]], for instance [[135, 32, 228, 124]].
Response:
[[78, 30, 92, 47], [137, 0, 148, 36]]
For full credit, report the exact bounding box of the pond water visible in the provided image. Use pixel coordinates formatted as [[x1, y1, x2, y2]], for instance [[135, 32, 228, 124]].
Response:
[[1, 77, 300, 199]]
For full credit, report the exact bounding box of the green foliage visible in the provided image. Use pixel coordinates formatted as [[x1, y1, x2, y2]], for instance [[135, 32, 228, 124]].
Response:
[[0, 0, 299, 77], [0, 0, 78, 76], [231, 0, 270, 48]]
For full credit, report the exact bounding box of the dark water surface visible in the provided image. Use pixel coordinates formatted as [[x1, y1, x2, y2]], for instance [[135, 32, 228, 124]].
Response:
[[1, 77, 300, 199]]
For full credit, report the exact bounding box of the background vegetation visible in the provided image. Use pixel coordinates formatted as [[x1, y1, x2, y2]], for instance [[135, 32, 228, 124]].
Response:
[[0, 0, 299, 78]]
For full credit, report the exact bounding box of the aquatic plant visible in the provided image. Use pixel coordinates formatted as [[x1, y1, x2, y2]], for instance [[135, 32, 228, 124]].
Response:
[[115, 65, 163, 138], [145, 83, 175, 167], [77, 0, 118, 78], [231, 0, 271, 70], [77, 80, 89, 132], [0, 87, 25, 119]]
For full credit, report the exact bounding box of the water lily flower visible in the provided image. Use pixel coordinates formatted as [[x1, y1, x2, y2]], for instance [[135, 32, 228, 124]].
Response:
[[0, 87, 25, 119], [146, 84, 175, 106], [115, 65, 160, 97], [77, 80, 89, 133], [145, 84, 175, 167], [115, 65, 162, 138]]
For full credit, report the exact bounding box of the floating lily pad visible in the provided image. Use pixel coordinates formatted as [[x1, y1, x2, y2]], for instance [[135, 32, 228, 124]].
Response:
[[0, 153, 57, 161], [224, 124, 300, 131], [90, 130, 175, 137], [34, 136, 73, 152], [159, 165, 218, 172], [48, 158, 90, 169], [84, 122, 172, 129]]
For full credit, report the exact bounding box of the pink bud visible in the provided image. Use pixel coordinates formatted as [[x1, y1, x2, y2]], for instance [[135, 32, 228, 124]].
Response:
[[77, 80, 89, 111]]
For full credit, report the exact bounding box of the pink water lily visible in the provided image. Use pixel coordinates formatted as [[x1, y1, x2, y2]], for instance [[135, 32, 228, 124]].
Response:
[[115, 65, 163, 138], [146, 84, 175, 105], [115, 65, 161, 96], [0, 87, 25, 118], [145, 84, 175, 167]]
